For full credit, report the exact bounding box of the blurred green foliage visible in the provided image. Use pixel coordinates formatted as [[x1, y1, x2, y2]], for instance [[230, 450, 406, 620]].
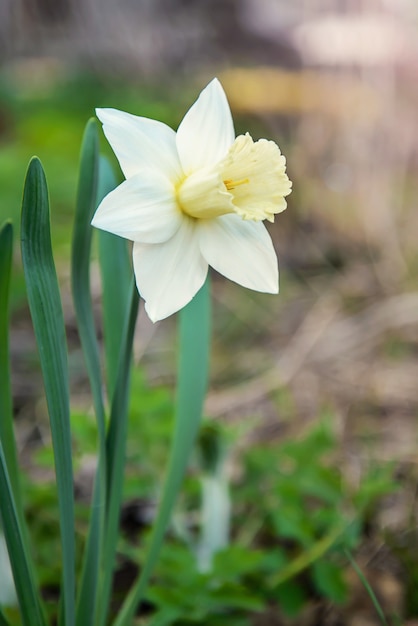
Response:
[[0, 64, 405, 624], [20, 369, 397, 624], [0, 69, 187, 309]]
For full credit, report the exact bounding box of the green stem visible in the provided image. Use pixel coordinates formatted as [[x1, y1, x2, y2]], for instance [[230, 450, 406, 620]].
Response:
[[113, 277, 211, 626]]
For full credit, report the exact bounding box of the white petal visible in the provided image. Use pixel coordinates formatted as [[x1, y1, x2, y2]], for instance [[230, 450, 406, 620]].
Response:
[[92, 171, 182, 244], [198, 215, 279, 293], [132, 219, 208, 322], [96, 108, 183, 181], [176, 78, 235, 174]]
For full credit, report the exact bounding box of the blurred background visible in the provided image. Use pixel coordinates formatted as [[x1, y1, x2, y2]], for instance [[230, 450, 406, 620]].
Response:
[[2, 0, 418, 624]]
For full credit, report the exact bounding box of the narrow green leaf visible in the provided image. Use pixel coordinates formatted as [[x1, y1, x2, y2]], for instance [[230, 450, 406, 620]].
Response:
[[76, 478, 102, 626], [344, 550, 389, 626], [0, 441, 46, 626], [71, 118, 104, 435], [113, 277, 211, 626], [21, 157, 75, 626], [0, 222, 21, 510], [97, 281, 139, 626], [71, 119, 108, 626], [97, 157, 131, 401], [0, 221, 19, 614], [0, 220, 44, 625]]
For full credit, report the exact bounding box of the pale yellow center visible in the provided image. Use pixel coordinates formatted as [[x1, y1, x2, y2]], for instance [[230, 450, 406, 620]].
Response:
[[177, 133, 292, 222]]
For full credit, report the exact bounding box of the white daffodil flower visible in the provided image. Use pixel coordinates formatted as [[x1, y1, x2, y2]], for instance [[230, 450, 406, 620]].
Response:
[[92, 78, 292, 322]]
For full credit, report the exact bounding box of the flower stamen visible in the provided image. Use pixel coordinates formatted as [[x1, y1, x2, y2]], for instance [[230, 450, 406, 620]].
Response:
[[224, 178, 249, 190]]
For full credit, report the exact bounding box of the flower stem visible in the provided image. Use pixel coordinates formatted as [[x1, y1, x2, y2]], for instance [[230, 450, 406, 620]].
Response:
[[112, 276, 211, 626]]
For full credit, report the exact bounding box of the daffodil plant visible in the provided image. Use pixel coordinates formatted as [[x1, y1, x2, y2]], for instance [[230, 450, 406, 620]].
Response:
[[0, 79, 291, 626]]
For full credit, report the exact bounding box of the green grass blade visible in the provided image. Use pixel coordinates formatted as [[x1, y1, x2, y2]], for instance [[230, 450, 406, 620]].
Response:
[[97, 157, 131, 401], [113, 277, 211, 626], [0, 440, 46, 626], [269, 523, 345, 587], [21, 157, 75, 626], [344, 550, 389, 626], [0, 222, 22, 510], [96, 281, 139, 626], [71, 120, 107, 626]]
